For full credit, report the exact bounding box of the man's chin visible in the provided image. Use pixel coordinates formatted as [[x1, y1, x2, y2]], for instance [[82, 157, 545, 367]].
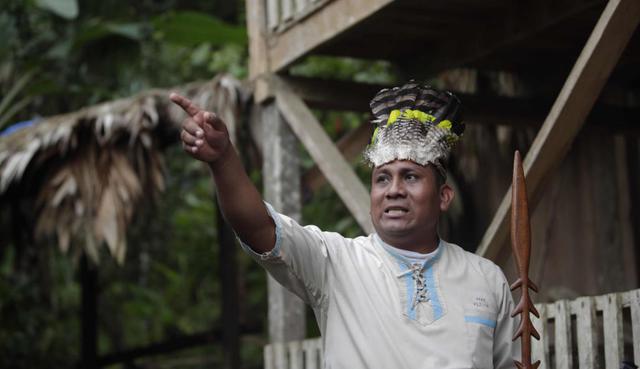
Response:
[[377, 224, 413, 238]]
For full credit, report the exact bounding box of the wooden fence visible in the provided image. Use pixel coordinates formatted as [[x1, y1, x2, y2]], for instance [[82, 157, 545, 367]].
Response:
[[264, 289, 640, 369]]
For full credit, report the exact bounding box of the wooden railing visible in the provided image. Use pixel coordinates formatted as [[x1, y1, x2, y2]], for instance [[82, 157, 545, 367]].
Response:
[[265, 0, 332, 34], [264, 338, 322, 369], [264, 289, 640, 369], [533, 289, 640, 369]]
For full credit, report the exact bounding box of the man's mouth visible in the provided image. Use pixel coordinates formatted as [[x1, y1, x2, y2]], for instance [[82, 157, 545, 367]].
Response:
[[384, 206, 409, 216]]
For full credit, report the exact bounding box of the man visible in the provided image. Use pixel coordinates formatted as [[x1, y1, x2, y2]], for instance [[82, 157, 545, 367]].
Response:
[[170, 81, 518, 369]]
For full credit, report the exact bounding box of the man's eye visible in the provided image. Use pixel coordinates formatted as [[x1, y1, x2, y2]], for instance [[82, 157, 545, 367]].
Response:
[[406, 174, 418, 181], [376, 176, 389, 183]]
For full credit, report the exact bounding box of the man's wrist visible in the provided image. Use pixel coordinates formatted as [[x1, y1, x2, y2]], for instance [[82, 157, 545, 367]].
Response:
[[207, 144, 235, 173]]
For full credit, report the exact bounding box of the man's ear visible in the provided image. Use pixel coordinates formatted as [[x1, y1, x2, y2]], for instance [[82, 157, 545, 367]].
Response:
[[439, 183, 454, 211]]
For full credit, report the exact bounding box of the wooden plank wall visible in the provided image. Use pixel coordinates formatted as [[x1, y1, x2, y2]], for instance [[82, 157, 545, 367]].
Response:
[[452, 127, 638, 302], [477, 0, 640, 261]]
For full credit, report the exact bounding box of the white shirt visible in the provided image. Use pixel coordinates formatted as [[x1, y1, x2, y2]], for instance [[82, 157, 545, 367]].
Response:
[[240, 203, 519, 369]]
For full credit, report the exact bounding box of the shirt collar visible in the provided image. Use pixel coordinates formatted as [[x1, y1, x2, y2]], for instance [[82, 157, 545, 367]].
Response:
[[373, 234, 445, 277]]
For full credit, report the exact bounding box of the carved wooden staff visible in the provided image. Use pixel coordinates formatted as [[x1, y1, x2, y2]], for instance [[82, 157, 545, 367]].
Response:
[[510, 150, 540, 369]]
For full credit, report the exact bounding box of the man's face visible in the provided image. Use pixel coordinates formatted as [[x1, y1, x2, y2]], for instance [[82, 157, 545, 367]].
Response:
[[370, 160, 453, 249]]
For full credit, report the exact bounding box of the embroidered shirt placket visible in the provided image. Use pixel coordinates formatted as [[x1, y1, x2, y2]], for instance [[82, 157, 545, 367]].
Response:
[[410, 263, 430, 309], [396, 261, 431, 316]]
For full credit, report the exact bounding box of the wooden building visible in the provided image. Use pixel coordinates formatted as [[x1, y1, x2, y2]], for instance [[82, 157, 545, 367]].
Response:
[[244, 0, 640, 367]]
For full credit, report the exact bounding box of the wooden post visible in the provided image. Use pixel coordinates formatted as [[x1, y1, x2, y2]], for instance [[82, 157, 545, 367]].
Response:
[[81, 254, 98, 369], [574, 297, 598, 369], [303, 339, 322, 369], [602, 293, 623, 368], [630, 289, 640, 365], [261, 101, 306, 342], [247, 0, 271, 79], [553, 300, 572, 369], [531, 304, 549, 369]]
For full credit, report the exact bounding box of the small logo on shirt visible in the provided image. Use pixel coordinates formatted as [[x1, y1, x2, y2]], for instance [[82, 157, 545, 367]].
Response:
[[472, 296, 490, 309]]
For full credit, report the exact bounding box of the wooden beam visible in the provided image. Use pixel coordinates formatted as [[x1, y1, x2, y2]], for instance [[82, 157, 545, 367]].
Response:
[[280, 76, 640, 129], [476, 0, 640, 260], [273, 77, 374, 234], [246, 0, 270, 79], [303, 122, 373, 193], [280, 76, 384, 111], [267, 0, 394, 73]]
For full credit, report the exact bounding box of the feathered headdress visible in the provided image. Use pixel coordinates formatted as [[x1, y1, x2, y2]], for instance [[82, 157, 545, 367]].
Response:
[[363, 81, 465, 178]]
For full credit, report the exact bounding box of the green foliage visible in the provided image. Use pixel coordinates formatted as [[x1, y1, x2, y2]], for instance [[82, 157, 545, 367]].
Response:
[[0, 248, 80, 368], [35, 0, 79, 19], [0, 69, 36, 128], [73, 20, 145, 46], [153, 11, 246, 46], [95, 147, 267, 367], [1, 0, 257, 367], [0, 0, 248, 131], [291, 55, 397, 85], [99, 148, 219, 349]]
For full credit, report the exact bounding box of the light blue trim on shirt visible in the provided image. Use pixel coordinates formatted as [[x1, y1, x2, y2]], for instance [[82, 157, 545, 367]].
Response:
[[423, 245, 443, 320], [464, 315, 497, 328], [237, 202, 283, 260], [401, 264, 416, 319], [424, 263, 443, 320], [385, 252, 415, 319]]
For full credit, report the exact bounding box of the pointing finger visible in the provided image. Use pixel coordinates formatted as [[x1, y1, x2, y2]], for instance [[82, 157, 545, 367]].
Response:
[[170, 92, 201, 117]]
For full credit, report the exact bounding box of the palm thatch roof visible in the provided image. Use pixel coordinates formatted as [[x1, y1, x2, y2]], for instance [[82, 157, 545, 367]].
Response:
[[0, 74, 247, 264]]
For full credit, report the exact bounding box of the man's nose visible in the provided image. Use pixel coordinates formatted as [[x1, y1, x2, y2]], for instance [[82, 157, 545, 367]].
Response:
[[386, 177, 406, 198]]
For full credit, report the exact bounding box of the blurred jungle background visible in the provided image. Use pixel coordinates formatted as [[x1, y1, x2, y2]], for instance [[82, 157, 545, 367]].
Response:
[[8, 0, 639, 368], [0, 0, 398, 368]]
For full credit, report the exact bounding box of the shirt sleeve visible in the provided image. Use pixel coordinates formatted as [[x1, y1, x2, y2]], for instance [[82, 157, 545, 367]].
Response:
[[237, 202, 331, 307], [493, 269, 520, 369]]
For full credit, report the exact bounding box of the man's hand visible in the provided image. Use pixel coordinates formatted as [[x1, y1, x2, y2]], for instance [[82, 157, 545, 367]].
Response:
[[170, 92, 230, 164], [169, 93, 276, 253]]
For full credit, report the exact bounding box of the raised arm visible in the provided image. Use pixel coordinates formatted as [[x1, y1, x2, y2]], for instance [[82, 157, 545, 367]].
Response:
[[170, 92, 275, 253]]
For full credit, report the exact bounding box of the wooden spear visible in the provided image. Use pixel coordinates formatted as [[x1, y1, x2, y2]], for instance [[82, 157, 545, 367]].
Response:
[[510, 150, 540, 369]]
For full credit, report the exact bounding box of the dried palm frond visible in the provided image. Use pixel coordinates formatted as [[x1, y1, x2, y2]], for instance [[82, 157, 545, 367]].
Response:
[[0, 74, 248, 264]]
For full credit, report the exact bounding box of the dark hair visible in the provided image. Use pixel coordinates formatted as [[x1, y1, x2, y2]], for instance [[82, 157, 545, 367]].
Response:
[[436, 170, 446, 188]]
